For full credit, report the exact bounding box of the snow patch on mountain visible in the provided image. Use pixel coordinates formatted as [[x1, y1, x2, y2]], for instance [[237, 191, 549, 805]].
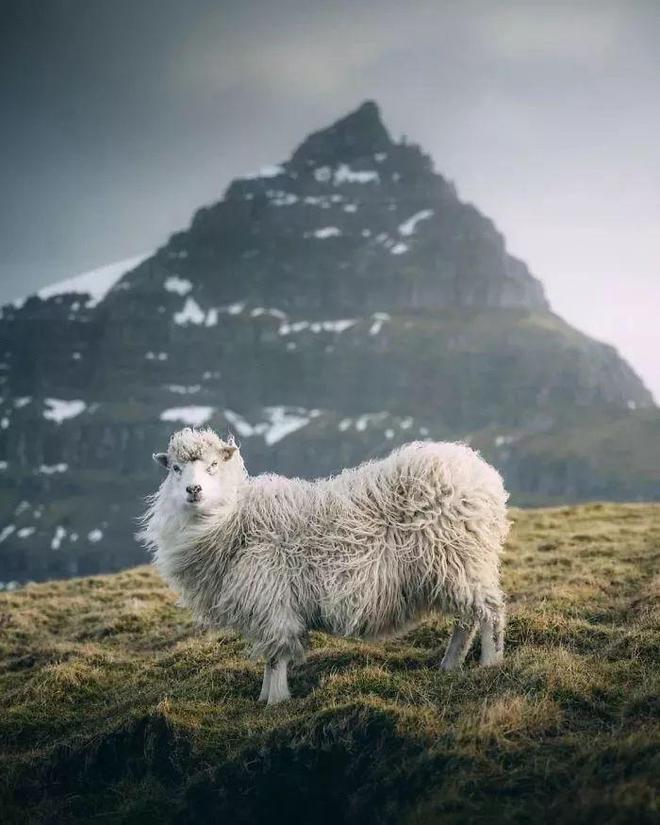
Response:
[[399, 210, 434, 236], [225, 302, 245, 315], [166, 384, 201, 395], [37, 253, 150, 307], [244, 164, 285, 180], [369, 312, 391, 335], [43, 399, 86, 424], [0, 525, 15, 543], [278, 319, 355, 335], [303, 195, 333, 208], [268, 191, 298, 206], [38, 463, 69, 475], [250, 307, 287, 320], [51, 526, 67, 550], [160, 406, 214, 427], [174, 297, 206, 325], [224, 407, 321, 446], [338, 412, 417, 434], [314, 166, 332, 183], [334, 164, 379, 185], [310, 227, 341, 239], [164, 276, 193, 295]]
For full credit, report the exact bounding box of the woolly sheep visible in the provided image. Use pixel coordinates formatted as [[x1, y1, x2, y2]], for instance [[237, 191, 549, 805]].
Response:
[[139, 427, 509, 705]]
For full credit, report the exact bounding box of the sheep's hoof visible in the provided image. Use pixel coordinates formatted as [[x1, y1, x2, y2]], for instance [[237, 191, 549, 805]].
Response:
[[440, 658, 460, 671], [480, 653, 504, 667], [266, 697, 290, 707], [266, 690, 291, 706]]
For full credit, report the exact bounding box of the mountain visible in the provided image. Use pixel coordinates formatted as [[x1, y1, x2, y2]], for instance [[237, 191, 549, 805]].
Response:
[[0, 101, 658, 584]]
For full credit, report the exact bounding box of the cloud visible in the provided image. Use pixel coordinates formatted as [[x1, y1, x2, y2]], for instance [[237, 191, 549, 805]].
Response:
[[173, 16, 379, 98], [476, 2, 624, 64], [170, 1, 453, 100]]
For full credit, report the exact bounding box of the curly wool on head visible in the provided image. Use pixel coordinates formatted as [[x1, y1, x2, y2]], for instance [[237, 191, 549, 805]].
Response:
[[167, 427, 231, 462]]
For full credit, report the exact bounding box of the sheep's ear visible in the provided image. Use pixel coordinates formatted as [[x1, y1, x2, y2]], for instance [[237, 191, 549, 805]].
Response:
[[153, 452, 169, 469], [220, 445, 237, 462]]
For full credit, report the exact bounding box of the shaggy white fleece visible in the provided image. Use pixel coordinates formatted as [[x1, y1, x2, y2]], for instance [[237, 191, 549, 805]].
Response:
[[139, 428, 509, 704]]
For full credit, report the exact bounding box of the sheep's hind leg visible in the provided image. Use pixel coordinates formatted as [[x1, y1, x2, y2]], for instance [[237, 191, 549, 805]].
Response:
[[441, 619, 478, 670], [480, 606, 505, 666], [267, 657, 290, 705], [258, 663, 272, 702]]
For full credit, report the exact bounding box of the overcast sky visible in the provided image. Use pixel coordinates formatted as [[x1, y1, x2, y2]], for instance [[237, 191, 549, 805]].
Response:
[[1, 0, 658, 398]]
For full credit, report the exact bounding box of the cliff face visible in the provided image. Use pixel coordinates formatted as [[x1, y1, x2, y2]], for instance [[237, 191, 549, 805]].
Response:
[[0, 101, 657, 583]]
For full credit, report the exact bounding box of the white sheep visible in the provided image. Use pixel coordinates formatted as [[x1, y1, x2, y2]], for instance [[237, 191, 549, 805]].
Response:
[[139, 427, 509, 705]]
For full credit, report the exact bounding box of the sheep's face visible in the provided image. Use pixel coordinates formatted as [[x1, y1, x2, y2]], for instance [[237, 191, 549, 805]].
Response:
[[152, 429, 244, 515]]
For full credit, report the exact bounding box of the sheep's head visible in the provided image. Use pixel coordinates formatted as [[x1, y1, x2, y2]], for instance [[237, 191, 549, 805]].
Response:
[[152, 427, 245, 513]]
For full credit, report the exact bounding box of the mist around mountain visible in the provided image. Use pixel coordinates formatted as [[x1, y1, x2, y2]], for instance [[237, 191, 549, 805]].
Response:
[[0, 101, 658, 583]]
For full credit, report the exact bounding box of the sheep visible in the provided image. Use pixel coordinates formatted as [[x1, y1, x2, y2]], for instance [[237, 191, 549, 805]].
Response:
[[138, 426, 510, 705]]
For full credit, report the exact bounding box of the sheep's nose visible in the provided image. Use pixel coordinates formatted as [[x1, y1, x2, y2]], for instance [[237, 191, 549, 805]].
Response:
[[186, 484, 202, 495]]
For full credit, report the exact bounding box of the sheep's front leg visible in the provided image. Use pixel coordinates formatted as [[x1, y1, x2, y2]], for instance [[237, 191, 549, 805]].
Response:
[[267, 657, 290, 705], [258, 663, 272, 702], [480, 607, 505, 666], [441, 619, 478, 670]]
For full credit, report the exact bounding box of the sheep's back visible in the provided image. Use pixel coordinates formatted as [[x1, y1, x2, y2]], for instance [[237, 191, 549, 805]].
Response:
[[228, 444, 509, 640], [331, 441, 508, 540], [311, 442, 509, 636]]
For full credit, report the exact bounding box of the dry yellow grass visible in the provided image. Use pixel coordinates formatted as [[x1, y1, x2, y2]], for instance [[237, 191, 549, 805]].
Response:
[[0, 503, 658, 823]]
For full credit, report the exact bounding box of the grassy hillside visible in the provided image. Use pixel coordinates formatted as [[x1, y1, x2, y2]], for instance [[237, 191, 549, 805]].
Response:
[[1, 503, 658, 824]]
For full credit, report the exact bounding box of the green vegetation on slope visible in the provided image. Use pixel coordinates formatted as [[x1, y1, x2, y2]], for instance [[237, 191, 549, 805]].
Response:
[[1, 504, 658, 824]]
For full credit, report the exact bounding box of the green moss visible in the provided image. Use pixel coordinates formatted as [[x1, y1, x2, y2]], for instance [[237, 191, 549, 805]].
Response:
[[1, 504, 659, 823]]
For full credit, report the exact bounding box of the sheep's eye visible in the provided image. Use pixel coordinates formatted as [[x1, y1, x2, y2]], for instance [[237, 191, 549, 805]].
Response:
[[208, 461, 218, 473], [172, 465, 182, 474]]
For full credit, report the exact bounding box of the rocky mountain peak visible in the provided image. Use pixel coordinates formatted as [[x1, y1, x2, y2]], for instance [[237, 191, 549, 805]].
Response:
[[291, 100, 392, 168], [188, 101, 552, 316]]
